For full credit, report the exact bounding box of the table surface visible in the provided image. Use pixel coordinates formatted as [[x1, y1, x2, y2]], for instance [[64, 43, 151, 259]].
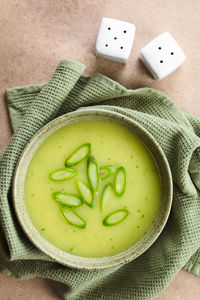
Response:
[[0, 0, 200, 299]]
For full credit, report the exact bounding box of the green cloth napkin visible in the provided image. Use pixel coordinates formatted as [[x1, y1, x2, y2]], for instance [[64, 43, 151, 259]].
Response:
[[1, 60, 200, 300]]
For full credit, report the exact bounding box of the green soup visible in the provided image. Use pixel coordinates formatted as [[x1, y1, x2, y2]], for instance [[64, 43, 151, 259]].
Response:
[[24, 120, 161, 257]]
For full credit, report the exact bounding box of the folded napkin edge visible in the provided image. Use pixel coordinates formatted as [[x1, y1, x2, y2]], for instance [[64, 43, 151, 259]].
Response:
[[5, 59, 86, 100]]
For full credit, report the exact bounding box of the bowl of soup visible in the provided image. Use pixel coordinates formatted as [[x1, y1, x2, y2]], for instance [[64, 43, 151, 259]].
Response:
[[13, 108, 172, 269]]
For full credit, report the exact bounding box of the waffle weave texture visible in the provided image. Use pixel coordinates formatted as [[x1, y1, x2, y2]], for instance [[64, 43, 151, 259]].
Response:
[[0, 60, 200, 300]]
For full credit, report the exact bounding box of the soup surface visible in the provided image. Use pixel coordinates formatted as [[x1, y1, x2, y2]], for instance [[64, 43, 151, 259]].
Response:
[[24, 119, 161, 257]]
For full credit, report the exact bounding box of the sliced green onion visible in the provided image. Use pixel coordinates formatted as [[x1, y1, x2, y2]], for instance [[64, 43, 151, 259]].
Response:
[[103, 209, 129, 226], [52, 192, 83, 208], [100, 183, 113, 213], [87, 156, 99, 194], [76, 180, 94, 208], [65, 143, 91, 167], [49, 168, 77, 182], [99, 166, 115, 180], [60, 207, 86, 229], [113, 166, 126, 197]]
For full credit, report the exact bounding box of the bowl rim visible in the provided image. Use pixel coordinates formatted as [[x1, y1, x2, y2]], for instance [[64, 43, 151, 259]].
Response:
[[13, 108, 173, 270]]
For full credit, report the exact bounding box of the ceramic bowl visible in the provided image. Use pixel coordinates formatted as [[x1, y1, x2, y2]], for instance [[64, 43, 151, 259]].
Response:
[[13, 108, 173, 269]]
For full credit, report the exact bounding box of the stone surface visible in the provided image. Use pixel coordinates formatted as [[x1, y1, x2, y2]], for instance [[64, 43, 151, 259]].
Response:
[[0, 0, 200, 299]]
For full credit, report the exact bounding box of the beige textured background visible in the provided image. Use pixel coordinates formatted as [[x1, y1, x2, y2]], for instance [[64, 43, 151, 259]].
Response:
[[0, 0, 200, 299]]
